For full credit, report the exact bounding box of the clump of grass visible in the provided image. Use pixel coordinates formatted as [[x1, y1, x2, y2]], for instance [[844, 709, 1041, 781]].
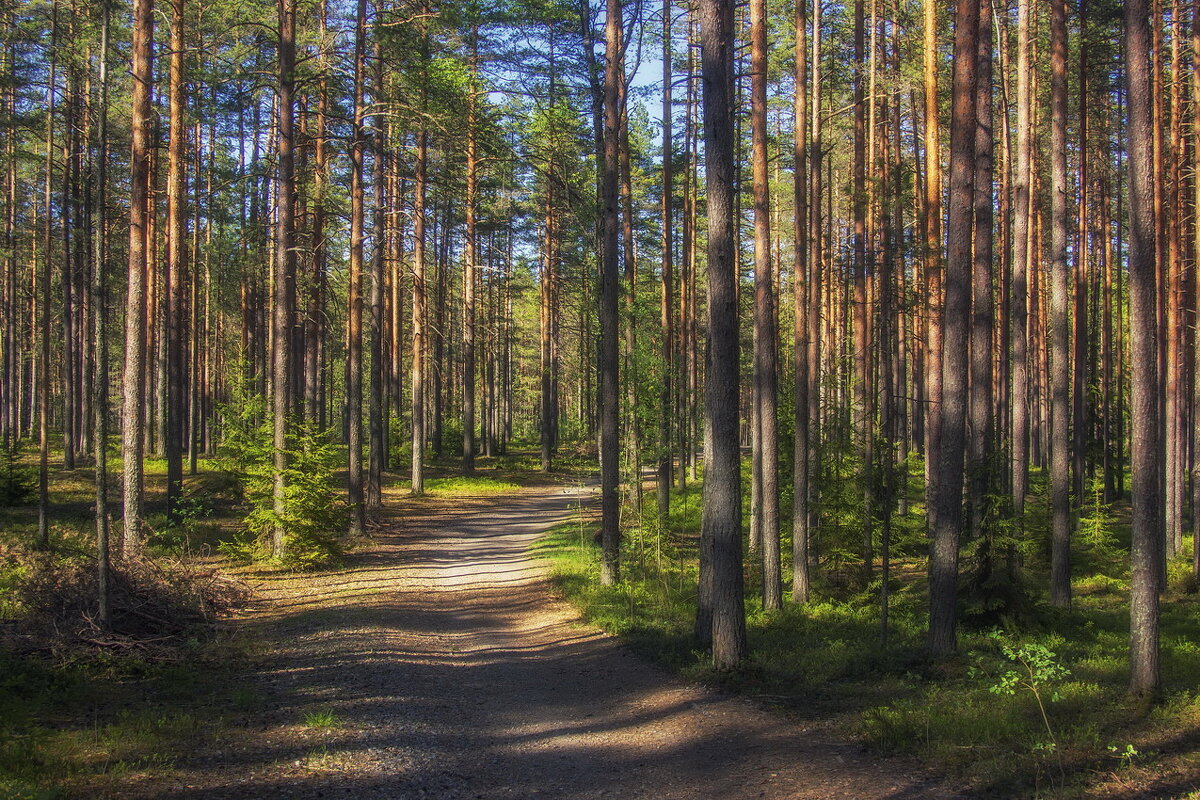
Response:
[[424, 476, 522, 496], [302, 709, 343, 730]]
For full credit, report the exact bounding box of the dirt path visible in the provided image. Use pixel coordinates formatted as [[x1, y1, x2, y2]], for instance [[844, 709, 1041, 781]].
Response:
[[133, 483, 963, 800]]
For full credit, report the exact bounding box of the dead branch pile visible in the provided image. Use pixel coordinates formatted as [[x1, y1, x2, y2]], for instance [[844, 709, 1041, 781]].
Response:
[[4, 549, 253, 658]]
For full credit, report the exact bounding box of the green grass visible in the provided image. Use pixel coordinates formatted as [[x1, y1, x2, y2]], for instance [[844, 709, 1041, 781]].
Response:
[[535, 468, 1200, 798], [302, 709, 344, 729], [0, 636, 261, 798], [423, 476, 523, 496], [0, 442, 267, 797]]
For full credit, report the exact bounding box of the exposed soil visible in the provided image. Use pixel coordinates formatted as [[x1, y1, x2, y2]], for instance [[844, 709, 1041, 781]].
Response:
[[120, 483, 965, 800]]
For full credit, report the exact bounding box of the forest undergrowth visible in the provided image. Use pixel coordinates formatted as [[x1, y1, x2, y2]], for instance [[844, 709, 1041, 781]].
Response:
[[537, 460, 1200, 799]]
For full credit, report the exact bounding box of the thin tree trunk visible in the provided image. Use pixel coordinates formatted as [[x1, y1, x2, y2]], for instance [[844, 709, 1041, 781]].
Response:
[[658, 0, 674, 531], [93, 3, 111, 626], [922, 0, 943, 537], [750, 0, 780, 610], [347, 0, 365, 532], [968, 0, 993, 549], [271, 0, 298, 558], [791, 0, 810, 603], [1192, 0, 1200, 581], [599, 0, 622, 586], [37, 6, 57, 550], [1011, 0, 1032, 533], [165, 0, 187, 523], [462, 24, 479, 474], [1049, 0, 1071, 607], [411, 26, 429, 496], [368, 18, 388, 508]]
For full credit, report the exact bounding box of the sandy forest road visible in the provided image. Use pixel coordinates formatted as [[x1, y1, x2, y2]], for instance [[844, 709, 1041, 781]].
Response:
[[135, 483, 964, 800]]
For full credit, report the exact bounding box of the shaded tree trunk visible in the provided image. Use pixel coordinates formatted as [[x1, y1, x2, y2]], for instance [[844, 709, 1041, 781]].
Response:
[[929, 0, 976, 656], [599, 0, 622, 586], [695, 0, 747, 668]]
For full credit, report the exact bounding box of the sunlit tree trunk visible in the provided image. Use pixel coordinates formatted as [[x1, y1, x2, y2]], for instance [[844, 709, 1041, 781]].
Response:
[[1126, 0, 1162, 699], [271, 0, 298, 558], [791, 0, 810, 603], [122, 0, 153, 557], [1049, 0, 1071, 607], [922, 0, 942, 536], [658, 0, 674, 530], [749, 0, 779, 610], [1011, 0, 1032, 534], [462, 24, 479, 474]]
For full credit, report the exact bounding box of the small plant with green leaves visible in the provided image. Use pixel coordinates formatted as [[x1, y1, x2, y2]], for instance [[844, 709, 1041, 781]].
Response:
[[989, 634, 1072, 744], [988, 632, 1072, 790], [1107, 742, 1139, 770]]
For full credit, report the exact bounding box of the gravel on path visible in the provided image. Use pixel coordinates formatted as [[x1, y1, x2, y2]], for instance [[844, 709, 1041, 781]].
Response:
[[127, 483, 964, 800]]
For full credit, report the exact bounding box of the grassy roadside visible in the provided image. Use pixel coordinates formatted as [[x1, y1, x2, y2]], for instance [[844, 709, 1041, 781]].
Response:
[[533, 479, 1200, 799]]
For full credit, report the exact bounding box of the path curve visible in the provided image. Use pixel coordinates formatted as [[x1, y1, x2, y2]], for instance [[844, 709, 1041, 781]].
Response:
[[136, 484, 963, 799]]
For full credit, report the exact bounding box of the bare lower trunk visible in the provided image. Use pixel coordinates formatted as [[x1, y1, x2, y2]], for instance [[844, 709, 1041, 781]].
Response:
[[695, 0, 747, 668]]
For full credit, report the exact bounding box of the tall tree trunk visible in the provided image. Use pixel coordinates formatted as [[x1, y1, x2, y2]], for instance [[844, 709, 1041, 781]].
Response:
[[791, 0, 810, 603], [852, 0, 872, 582], [922, 0, 943, 537], [93, 0, 112, 629], [411, 23, 429, 496], [462, 24, 479, 474], [1011, 0, 1032, 535], [348, 0, 366, 517], [1126, 0, 1162, 699], [165, 0, 187, 523], [750, 0, 780, 610], [968, 0, 993, 548], [37, 6, 57, 550], [1048, 0, 1071, 607], [929, 0, 976, 656], [306, 0, 329, 426], [368, 15, 388, 508], [599, 0, 622, 586], [618, 52, 641, 511], [695, 0, 747, 668], [1192, 0, 1200, 581], [271, 0, 298, 558], [658, 0, 674, 531], [122, 0, 152, 557], [806, 0, 822, 589], [1075, 0, 1093, 515]]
